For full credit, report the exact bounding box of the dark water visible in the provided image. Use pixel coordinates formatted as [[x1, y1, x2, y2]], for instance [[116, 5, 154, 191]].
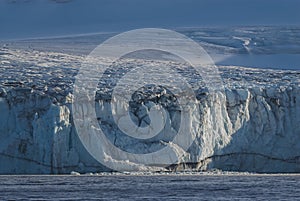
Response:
[[1, 175, 300, 200]]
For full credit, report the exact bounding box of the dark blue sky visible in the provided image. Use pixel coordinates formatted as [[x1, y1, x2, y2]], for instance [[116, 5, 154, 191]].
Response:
[[1, 0, 300, 39]]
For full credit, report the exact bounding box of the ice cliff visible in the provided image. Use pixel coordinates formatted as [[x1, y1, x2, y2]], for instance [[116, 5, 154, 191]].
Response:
[[0, 47, 299, 174]]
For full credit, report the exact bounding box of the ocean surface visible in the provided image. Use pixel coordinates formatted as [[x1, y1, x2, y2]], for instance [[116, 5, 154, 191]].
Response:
[[1, 174, 300, 200]]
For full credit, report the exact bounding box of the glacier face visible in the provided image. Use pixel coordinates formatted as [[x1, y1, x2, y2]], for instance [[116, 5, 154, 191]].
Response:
[[0, 45, 300, 174]]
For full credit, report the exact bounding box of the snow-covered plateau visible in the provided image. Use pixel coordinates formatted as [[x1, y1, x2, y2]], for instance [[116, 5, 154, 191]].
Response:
[[0, 28, 300, 174]]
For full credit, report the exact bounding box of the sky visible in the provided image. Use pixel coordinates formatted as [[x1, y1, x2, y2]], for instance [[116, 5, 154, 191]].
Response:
[[0, 0, 300, 39]]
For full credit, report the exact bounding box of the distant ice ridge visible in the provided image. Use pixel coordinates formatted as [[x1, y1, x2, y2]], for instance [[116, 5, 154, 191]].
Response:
[[69, 169, 256, 176], [0, 46, 300, 174]]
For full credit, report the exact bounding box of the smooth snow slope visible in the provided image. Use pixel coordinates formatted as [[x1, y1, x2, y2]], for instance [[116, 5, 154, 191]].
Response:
[[4, 27, 300, 70]]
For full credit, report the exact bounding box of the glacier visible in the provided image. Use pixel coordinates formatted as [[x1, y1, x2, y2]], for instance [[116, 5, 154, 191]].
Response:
[[0, 30, 300, 174]]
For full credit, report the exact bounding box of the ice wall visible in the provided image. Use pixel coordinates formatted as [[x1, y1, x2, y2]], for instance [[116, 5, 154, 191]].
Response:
[[0, 82, 299, 174], [0, 46, 299, 173]]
